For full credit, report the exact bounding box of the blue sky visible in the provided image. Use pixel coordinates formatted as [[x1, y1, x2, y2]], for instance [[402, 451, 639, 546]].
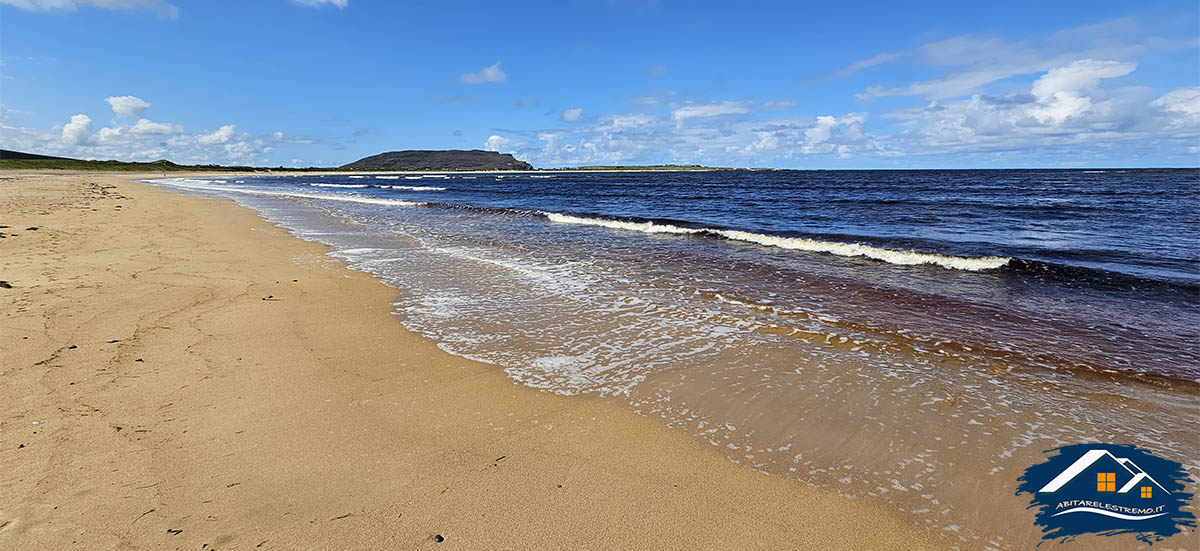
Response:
[[0, 0, 1197, 168]]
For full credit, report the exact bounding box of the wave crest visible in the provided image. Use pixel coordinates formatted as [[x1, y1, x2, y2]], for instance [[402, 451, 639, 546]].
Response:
[[543, 212, 1010, 271]]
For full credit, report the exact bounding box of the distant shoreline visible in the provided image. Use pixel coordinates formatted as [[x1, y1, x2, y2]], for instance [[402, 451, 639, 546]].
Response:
[[2, 162, 1195, 175]]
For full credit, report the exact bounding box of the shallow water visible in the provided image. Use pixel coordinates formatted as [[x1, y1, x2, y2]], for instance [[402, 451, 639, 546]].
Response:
[[151, 171, 1199, 549]]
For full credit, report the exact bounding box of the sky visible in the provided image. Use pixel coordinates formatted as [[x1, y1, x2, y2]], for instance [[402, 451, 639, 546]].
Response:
[[0, 0, 1197, 169]]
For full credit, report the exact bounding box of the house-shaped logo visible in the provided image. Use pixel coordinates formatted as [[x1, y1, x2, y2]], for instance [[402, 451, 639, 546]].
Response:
[[1037, 449, 1171, 520], [1016, 443, 1195, 544]]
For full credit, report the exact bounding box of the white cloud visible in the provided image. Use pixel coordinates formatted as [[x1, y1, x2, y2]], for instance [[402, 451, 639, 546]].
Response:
[[561, 107, 584, 123], [483, 134, 519, 152], [601, 113, 656, 131], [292, 0, 347, 8], [460, 62, 506, 84], [0, 0, 178, 17], [826, 51, 900, 79], [196, 124, 236, 145], [1028, 59, 1136, 125], [670, 101, 749, 124], [1152, 86, 1200, 126], [60, 114, 92, 145], [2, 98, 292, 165], [803, 113, 867, 154], [224, 141, 255, 160], [851, 18, 1159, 101], [97, 126, 122, 143], [105, 95, 150, 117], [128, 118, 182, 135]]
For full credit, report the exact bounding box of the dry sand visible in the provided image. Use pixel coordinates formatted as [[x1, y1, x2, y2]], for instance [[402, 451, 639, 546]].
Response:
[[0, 172, 939, 549]]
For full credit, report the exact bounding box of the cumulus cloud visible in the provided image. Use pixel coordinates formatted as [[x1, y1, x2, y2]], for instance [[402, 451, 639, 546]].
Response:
[[60, 114, 92, 145], [483, 134, 520, 152], [292, 0, 347, 8], [3, 97, 295, 165], [0, 0, 179, 17], [460, 62, 506, 84], [1027, 59, 1137, 125], [105, 95, 150, 118], [196, 124, 236, 145], [802, 113, 867, 154], [561, 107, 584, 123]]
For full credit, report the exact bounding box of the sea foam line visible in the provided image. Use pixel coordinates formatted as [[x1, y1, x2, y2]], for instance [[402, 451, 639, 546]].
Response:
[[311, 183, 369, 188], [149, 179, 422, 207], [543, 212, 1011, 271], [387, 185, 447, 191]]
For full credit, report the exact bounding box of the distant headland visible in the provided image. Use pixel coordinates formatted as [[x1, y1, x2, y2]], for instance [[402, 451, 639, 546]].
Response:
[[340, 150, 532, 171]]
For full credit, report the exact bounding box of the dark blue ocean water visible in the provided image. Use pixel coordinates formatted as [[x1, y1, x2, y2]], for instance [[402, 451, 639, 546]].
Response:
[[398, 169, 1200, 286]]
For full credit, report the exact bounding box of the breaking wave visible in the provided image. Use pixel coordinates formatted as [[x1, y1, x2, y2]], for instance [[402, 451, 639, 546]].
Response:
[[388, 185, 448, 191], [542, 212, 1011, 271]]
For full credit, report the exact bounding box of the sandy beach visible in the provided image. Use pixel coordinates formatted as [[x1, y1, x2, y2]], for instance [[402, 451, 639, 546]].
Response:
[[0, 172, 937, 549]]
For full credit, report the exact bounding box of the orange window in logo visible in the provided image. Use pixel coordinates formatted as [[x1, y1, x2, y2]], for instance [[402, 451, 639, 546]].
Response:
[[1097, 472, 1116, 492], [1141, 486, 1152, 498]]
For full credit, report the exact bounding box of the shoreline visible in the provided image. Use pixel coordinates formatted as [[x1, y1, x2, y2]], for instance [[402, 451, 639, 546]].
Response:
[[0, 172, 938, 549]]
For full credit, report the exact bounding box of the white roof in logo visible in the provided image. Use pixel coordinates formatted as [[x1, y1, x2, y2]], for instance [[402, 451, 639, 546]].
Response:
[[1038, 449, 1170, 494]]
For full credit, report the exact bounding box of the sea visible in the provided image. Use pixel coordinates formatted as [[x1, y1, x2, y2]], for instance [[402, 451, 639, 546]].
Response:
[[151, 169, 1199, 549]]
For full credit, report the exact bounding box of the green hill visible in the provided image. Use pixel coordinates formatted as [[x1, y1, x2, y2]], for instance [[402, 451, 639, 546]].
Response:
[[341, 150, 533, 171]]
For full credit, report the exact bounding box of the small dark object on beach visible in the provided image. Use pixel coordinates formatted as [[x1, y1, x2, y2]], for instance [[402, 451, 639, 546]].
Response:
[[167, 529, 182, 535], [25, 226, 38, 231], [135, 358, 144, 362], [67, 345, 77, 349], [0, 281, 11, 288], [433, 534, 445, 543], [262, 295, 276, 301], [556, 484, 563, 488], [107, 339, 119, 343], [17, 444, 24, 449], [293, 279, 298, 282]]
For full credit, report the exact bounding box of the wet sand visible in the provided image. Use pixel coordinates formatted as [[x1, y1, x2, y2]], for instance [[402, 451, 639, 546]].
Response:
[[0, 172, 938, 549]]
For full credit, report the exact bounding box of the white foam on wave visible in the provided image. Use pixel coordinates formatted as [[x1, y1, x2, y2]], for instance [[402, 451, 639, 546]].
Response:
[[375, 175, 401, 180], [348, 175, 367, 179], [545, 212, 699, 235], [310, 183, 369, 188], [543, 212, 1011, 271], [388, 185, 447, 191], [148, 178, 422, 207]]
